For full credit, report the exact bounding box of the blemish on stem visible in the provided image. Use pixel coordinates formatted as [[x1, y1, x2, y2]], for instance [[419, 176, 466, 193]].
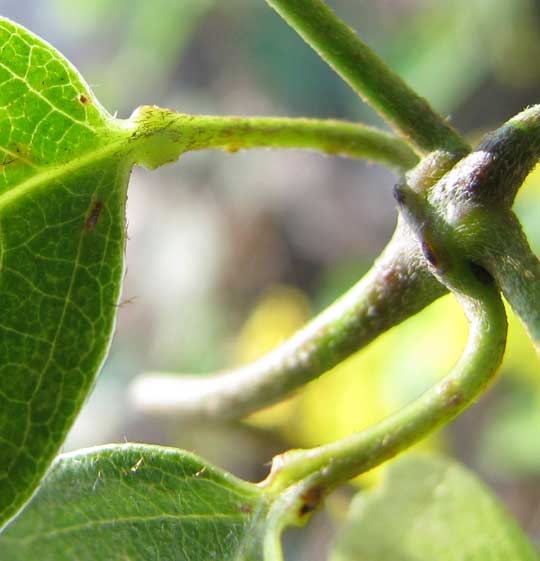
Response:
[[392, 180, 407, 206], [446, 392, 465, 409], [420, 239, 439, 268], [439, 379, 465, 409], [298, 485, 324, 517], [468, 262, 494, 285]]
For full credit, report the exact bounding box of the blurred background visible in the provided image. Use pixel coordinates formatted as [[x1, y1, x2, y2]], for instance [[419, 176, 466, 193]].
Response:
[[3, 0, 540, 556]]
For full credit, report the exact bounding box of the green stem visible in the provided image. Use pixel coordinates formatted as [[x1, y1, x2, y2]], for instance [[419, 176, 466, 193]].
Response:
[[422, 105, 540, 349], [130, 222, 446, 420], [463, 210, 540, 351], [129, 117, 460, 423], [486, 232, 540, 351], [428, 104, 540, 210], [263, 251, 507, 497], [265, 0, 469, 155], [129, 107, 419, 171]]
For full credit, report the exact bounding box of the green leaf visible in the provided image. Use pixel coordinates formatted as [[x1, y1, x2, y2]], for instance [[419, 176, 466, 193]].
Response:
[[330, 454, 539, 561], [0, 15, 417, 528], [0, 444, 274, 561], [0, 18, 134, 526]]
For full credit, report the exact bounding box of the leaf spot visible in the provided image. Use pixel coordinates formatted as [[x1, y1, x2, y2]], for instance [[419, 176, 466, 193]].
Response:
[[85, 201, 103, 231]]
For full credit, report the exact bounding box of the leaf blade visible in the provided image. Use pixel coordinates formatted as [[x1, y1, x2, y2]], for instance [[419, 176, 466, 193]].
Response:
[[0, 444, 271, 561], [0, 17, 132, 526], [330, 454, 539, 561]]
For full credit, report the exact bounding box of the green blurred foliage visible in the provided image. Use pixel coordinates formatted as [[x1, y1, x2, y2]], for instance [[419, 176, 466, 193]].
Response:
[[331, 454, 538, 561], [379, 0, 540, 112], [51, 0, 217, 110]]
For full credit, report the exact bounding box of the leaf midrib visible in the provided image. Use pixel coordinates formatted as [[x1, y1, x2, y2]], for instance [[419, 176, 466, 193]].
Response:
[[0, 126, 133, 212], [4, 511, 253, 545]]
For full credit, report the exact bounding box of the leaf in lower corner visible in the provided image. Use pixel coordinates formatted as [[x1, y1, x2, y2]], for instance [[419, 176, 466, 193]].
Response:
[[0, 17, 137, 527], [0, 444, 272, 561], [329, 454, 539, 561]]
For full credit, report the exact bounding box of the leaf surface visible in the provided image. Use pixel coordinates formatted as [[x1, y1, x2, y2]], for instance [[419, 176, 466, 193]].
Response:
[[330, 454, 539, 561], [0, 444, 272, 561], [0, 17, 134, 526]]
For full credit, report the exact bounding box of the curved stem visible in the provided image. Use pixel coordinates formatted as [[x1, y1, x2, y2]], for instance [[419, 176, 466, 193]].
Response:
[[421, 105, 540, 349], [129, 123, 462, 423], [263, 281, 506, 494], [464, 210, 540, 351], [129, 107, 419, 171], [265, 0, 469, 155], [259, 173, 510, 497], [486, 243, 540, 352], [130, 220, 447, 420], [429, 104, 540, 210], [262, 166, 509, 492]]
